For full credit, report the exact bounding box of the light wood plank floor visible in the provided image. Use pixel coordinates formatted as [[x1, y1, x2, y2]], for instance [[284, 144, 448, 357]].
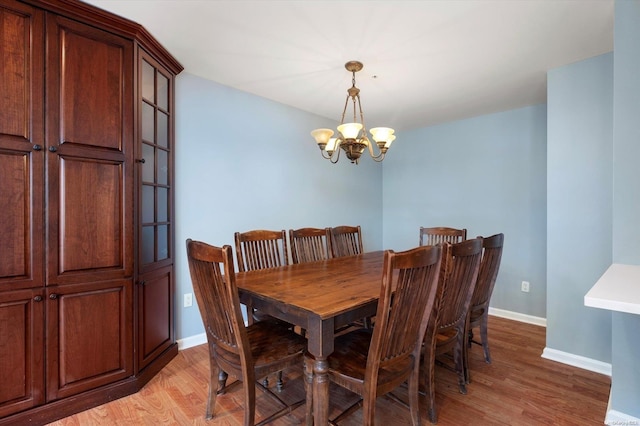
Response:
[[48, 316, 610, 425]]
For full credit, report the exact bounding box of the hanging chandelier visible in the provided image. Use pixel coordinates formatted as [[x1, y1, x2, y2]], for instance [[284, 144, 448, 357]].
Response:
[[311, 61, 395, 164]]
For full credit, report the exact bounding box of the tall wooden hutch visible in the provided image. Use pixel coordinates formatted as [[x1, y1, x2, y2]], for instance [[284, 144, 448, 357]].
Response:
[[0, 0, 182, 423]]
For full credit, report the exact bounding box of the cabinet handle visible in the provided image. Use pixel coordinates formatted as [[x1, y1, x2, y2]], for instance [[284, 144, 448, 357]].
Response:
[[34, 295, 43, 302], [33, 144, 43, 151], [49, 293, 58, 300], [136, 158, 146, 164], [48, 146, 57, 152], [138, 280, 146, 286]]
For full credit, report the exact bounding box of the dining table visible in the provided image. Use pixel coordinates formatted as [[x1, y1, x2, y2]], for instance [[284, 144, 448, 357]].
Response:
[[235, 250, 385, 425]]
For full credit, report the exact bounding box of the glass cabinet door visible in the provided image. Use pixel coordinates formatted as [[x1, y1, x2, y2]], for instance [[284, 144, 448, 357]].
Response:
[[137, 50, 176, 371], [140, 57, 172, 270]]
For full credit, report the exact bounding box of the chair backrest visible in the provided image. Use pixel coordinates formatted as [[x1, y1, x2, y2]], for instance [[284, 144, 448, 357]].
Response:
[[367, 245, 443, 372], [436, 238, 483, 331], [185, 239, 251, 371], [289, 227, 332, 264], [330, 225, 363, 257], [234, 229, 289, 272], [470, 233, 504, 309], [419, 226, 467, 247]]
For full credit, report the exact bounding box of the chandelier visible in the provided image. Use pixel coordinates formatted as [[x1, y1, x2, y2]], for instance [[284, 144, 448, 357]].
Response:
[[311, 61, 395, 164]]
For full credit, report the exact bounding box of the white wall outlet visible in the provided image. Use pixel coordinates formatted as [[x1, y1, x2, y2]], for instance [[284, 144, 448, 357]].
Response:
[[184, 293, 193, 307], [521, 281, 530, 293]]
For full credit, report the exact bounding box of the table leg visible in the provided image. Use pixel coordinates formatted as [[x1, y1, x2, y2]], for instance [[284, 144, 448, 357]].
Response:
[[312, 356, 329, 425]]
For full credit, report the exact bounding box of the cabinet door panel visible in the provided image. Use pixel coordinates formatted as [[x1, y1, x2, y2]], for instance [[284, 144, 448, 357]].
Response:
[[58, 157, 123, 273], [46, 279, 132, 401], [0, 1, 44, 292], [46, 14, 133, 285], [0, 289, 44, 417], [137, 266, 174, 370]]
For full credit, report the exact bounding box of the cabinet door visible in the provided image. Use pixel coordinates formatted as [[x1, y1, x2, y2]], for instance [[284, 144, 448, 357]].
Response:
[[0, 1, 44, 292], [45, 13, 134, 286], [0, 289, 45, 417], [137, 266, 174, 370], [45, 280, 132, 401], [136, 51, 176, 371]]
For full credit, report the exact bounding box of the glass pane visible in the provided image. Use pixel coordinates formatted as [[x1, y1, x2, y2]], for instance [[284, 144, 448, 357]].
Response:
[[157, 225, 169, 260], [142, 102, 155, 142], [142, 185, 155, 223], [157, 111, 168, 148], [158, 72, 169, 110], [157, 187, 168, 222], [142, 226, 155, 264], [142, 143, 155, 183], [142, 60, 155, 102], [157, 149, 168, 185]]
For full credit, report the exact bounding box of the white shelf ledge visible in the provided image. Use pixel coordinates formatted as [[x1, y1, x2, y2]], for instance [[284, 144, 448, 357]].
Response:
[[584, 263, 640, 315]]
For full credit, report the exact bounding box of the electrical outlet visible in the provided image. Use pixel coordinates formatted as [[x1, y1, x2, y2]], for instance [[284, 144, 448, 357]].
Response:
[[521, 281, 530, 293], [184, 293, 193, 307]]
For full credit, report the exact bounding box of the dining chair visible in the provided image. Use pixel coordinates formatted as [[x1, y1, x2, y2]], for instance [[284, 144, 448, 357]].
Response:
[[234, 229, 293, 390], [305, 244, 443, 425], [234, 229, 289, 325], [234, 229, 289, 273], [465, 233, 504, 382], [185, 239, 306, 426], [422, 237, 483, 424], [330, 225, 363, 258], [289, 227, 332, 264], [419, 226, 467, 246]]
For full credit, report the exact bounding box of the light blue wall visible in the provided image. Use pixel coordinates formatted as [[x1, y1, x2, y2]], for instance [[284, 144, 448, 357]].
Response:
[[174, 73, 383, 339], [546, 53, 613, 362], [611, 0, 640, 417], [382, 105, 547, 318]]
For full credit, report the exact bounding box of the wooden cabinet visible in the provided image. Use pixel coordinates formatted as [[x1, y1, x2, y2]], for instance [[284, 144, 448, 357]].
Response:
[[0, 0, 182, 423]]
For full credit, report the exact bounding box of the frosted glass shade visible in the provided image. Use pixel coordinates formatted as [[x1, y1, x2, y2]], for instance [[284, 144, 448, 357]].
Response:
[[326, 138, 338, 153], [337, 123, 363, 140], [370, 127, 395, 143], [311, 128, 334, 145], [384, 135, 396, 148]]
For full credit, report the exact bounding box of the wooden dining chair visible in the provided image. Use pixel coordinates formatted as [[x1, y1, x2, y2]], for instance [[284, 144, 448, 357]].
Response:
[[330, 225, 363, 258], [305, 244, 443, 425], [234, 229, 289, 325], [465, 233, 504, 382], [234, 229, 289, 273], [185, 239, 306, 426], [289, 227, 332, 264], [419, 226, 467, 246], [422, 237, 482, 424]]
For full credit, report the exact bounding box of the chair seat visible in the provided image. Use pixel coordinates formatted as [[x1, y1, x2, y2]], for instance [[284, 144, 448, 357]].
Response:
[[246, 320, 307, 370], [327, 329, 413, 394]]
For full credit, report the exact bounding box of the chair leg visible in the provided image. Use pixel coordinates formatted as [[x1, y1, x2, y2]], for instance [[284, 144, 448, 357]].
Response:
[[480, 312, 492, 363], [218, 370, 228, 394], [276, 370, 284, 391], [206, 361, 220, 420], [455, 329, 467, 394], [408, 365, 421, 426], [423, 350, 438, 424], [244, 372, 256, 426]]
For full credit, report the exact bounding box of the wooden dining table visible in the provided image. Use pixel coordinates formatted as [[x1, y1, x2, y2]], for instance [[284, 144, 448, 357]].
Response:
[[235, 250, 385, 425]]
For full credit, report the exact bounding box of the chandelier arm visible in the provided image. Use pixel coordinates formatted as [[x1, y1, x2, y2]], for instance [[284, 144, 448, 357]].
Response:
[[330, 142, 342, 164], [366, 138, 385, 161]]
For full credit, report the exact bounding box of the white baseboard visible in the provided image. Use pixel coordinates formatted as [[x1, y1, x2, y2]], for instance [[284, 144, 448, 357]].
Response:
[[177, 332, 206, 350], [541, 347, 612, 376], [605, 393, 640, 425], [489, 307, 547, 327]]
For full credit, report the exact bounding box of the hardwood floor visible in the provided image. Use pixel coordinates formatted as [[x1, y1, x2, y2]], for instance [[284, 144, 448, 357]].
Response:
[[48, 316, 610, 425]]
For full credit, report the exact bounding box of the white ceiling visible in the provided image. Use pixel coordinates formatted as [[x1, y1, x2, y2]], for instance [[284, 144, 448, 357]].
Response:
[[83, 0, 614, 131]]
